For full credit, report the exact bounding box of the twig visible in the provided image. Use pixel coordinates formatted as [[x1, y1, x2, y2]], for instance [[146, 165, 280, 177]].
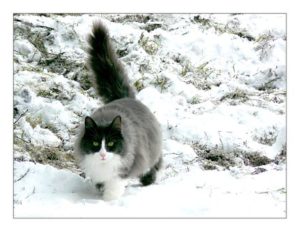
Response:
[[25, 187, 36, 199], [264, 77, 281, 86], [218, 131, 224, 149], [14, 109, 28, 125], [14, 168, 30, 183], [14, 135, 30, 144], [14, 18, 54, 31]]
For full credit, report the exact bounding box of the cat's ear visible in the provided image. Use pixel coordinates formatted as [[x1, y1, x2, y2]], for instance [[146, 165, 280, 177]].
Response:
[[85, 116, 97, 130], [110, 115, 122, 131]]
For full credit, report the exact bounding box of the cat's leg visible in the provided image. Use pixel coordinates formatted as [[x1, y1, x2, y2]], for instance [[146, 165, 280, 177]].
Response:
[[140, 157, 163, 186], [102, 178, 127, 201], [95, 182, 105, 195]]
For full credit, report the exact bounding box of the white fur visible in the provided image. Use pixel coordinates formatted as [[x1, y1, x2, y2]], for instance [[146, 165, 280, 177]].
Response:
[[102, 178, 127, 201], [80, 139, 127, 200], [81, 153, 121, 183]]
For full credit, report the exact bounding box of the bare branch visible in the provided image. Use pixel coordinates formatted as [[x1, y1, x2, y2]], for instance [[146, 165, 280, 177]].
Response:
[[14, 109, 28, 125], [14, 168, 30, 183]]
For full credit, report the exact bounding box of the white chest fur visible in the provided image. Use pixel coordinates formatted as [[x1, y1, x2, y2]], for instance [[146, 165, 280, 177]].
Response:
[[80, 152, 127, 201], [80, 152, 122, 183]]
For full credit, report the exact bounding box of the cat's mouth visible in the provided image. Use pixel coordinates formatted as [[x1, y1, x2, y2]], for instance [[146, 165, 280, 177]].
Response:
[[99, 154, 107, 161], [99, 152, 107, 161]]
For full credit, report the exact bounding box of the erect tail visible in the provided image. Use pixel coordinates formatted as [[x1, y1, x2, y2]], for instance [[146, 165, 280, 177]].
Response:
[[87, 21, 135, 104]]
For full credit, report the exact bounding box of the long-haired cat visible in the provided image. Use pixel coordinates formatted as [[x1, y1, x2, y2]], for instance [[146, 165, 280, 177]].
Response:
[[74, 21, 163, 201]]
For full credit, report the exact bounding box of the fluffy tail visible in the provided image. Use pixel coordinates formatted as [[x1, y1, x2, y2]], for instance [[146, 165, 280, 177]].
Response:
[[87, 21, 135, 103]]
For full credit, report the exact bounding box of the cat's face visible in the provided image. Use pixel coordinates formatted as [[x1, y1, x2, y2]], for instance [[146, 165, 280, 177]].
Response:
[[79, 116, 124, 163]]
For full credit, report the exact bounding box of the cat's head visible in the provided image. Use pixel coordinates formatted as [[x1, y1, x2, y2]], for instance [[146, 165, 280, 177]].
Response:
[[79, 115, 124, 162]]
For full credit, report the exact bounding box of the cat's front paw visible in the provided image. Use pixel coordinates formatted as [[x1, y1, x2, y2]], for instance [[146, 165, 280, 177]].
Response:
[[102, 179, 127, 201], [102, 190, 123, 201]]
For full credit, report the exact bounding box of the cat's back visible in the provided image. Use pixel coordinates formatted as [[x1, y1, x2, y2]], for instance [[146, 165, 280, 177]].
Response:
[[92, 98, 159, 128]]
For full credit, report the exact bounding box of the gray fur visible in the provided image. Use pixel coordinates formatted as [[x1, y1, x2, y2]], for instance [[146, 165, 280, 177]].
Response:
[[74, 22, 162, 185], [75, 98, 162, 178]]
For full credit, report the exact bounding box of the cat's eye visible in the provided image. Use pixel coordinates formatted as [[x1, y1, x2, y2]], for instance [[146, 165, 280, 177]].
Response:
[[107, 141, 114, 147], [93, 141, 99, 146]]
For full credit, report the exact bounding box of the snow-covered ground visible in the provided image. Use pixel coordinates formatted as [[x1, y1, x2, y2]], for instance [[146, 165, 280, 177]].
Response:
[[13, 13, 286, 218]]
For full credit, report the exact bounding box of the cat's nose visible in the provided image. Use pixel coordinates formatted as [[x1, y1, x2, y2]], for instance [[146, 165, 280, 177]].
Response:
[[99, 152, 106, 160]]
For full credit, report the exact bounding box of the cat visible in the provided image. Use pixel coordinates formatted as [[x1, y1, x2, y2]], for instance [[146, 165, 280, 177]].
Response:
[[74, 21, 163, 201]]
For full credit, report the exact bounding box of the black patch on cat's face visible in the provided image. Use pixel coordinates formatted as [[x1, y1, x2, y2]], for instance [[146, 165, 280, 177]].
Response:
[[79, 116, 124, 155]]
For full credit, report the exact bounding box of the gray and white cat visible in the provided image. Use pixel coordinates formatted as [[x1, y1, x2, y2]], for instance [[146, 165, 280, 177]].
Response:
[[74, 22, 163, 201]]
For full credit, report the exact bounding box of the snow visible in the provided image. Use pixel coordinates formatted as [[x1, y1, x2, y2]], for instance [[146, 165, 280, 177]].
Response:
[[14, 39, 42, 62], [14, 161, 285, 217], [13, 13, 286, 218]]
